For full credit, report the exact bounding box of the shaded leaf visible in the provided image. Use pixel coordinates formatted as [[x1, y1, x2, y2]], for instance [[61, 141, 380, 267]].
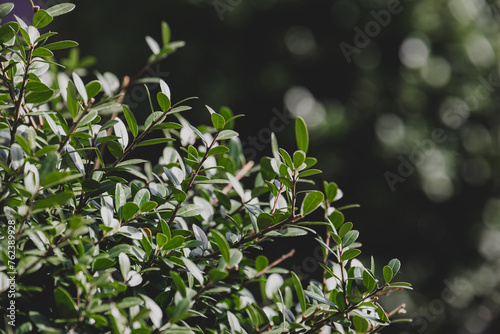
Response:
[[54, 286, 78, 319], [122, 105, 138, 138], [292, 271, 306, 313]]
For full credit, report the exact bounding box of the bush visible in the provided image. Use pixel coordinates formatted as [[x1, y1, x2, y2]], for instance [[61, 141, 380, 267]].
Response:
[[0, 3, 411, 333]]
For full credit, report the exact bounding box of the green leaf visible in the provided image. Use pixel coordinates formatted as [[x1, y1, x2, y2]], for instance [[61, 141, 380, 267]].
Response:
[[338, 222, 353, 238], [44, 40, 79, 50], [82, 178, 100, 191], [21, 27, 32, 47], [33, 191, 73, 212], [15, 134, 30, 155], [157, 92, 171, 111], [303, 290, 336, 307], [136, 137, 174, 147], [25, 82, 50, 92], [153, 121, 182, 130], [227, 172, 245, 201], [217, 129, 238, 140], [0, 22, 19, 44], [34, 31, 57, 44], [279, 148, 293, 169], [0, 3, 14, 20], [41, 171, 80, 188], [208, 145, 229, 156], [107, 141, 123, 159], [301, 191, 324, 215], [324, 181, 338, 203], [227, 311, 242, 334], [140, 201, 158, 212], [33, 9, 53, 28], [383, 266, 393, 284], [54, 286, 78, 319], [72, 72, 88, 104], [170, 298, 190, 324], [341, 249, 361, 261], [291, 272, 306, 314], [211, 113, 225, 131], [115, 183, 126, 219], [298, 169, 322, 178], [134, 188, 150, 207], [78, 110, 98, 127], [208, 268, 228, 283], [271, 132, 280, 161], [122, 105, 138, 138], [157, 233, 168, 249], [214, 189, 231, 210], [32, 47, 54, 57], [328, 210, 344, 231], [66, 82, 79, 119], [86, 80, 101, 99], [39, 152, 58, 181], [362, 270, 377, 293], [385, 282, 413, 290], [295, 116, 309, 154], [257, 212, 274, 230], [177, 204, 204, 217], [25, 90, 54, 104], [163, 235, 184, 251], [161, 21, 171, 46], [352, 315, 370, 333], [255, 255, 269, 272], [118, 253, 130, 279], [170, 271, 186, 297], [342, 230, 359, 247], [163, 166, 181, 188], [228, 249, 243, 268], [46, 3, 76, 17], [189, 125, 208, 146], [278, 227, 309, 237], [92, 256, 116, 271], [293, 150, 306, 169], [122, 202, 139, 221], [182, 257, 204, 285], [388, 258, 401, 277], [211, 230, 230, 265]]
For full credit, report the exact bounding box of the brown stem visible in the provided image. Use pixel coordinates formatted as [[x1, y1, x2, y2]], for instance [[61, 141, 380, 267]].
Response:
[[10, 47, 34, 145], [291, 170, 298, 217], [270, 183, 284, 215], [200, 214, 304, 260], [212, 160, 254, 205], [57, 100, 93, 153], [243, 249, 295, 285]]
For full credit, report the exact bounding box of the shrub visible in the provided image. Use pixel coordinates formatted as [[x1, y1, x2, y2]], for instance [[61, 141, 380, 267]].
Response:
[[0, 3, 411, 333]]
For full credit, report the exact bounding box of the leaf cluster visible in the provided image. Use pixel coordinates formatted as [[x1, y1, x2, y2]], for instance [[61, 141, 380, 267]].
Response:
[[0, 3, 411, 333]]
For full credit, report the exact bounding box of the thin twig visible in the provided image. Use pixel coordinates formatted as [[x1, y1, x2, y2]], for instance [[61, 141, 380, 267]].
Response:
[[245, 249, 295, 284], [212, 160, 255, 205]]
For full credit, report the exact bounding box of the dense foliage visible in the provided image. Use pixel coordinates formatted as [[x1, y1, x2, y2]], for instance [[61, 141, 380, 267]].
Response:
[[0, 3, 410, 333]]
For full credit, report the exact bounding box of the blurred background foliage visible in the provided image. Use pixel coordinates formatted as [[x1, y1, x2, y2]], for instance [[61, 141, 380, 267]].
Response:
[[10, 0, 500, 332]]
